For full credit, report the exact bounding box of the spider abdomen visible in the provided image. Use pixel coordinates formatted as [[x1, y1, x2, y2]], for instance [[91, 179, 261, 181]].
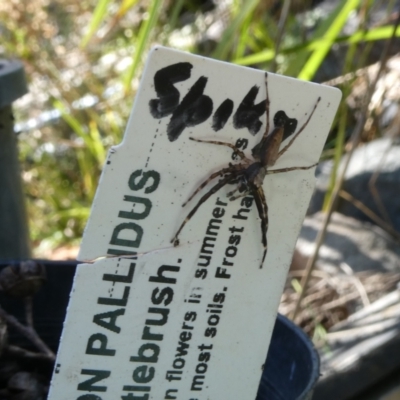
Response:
[[255, 126, 284, 167]]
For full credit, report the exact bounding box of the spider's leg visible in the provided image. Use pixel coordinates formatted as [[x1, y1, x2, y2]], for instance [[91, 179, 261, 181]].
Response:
[[278, 97, 321, 158], [266, 162, 317, 175], [190, 137, 246, 160], [226, 186, 240, 198], [250, 182, 268, 269], [172, 171, 244, 246], [226, 178, 247, 198], [183, 165, 244, 207], [262, 72, 271, 141], [228, 190, 250, 201]]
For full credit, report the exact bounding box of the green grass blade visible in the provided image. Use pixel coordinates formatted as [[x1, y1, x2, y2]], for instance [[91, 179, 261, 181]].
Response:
[[233, 49, 275, 65], [298, 0, 360, 81], [54, 101, 105, 168], [322, 99, 348, 210], [347, 24, 400, 43], [233, 21, 400, 67], [163, 0, 186, 44], [234, 11, 253, 60], [89, 121, 106, 168], [54, 101, 86, 137], [80, 0, 111, 48], [284, 1, 345, 77], [123, 0, 163, 91], [117, 0, 140, 17], [58, 207, 91, 219], [211, 0, 260, 60], [76, 148, 95, 197]]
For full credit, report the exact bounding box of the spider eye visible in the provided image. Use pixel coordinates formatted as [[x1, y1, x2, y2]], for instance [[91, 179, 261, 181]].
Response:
[[283, 118, 298, 141], [274, 111, 298, 141], [273, 110, 288, 128]]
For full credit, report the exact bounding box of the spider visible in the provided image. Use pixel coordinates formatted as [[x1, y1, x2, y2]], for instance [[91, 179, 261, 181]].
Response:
[[171, 72, 321, 268]]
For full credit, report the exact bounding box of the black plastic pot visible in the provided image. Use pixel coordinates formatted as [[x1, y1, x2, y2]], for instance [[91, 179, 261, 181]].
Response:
[[257, 314, 320, 400], [0, 59, 30, 260], [0, 261, 319, 399]]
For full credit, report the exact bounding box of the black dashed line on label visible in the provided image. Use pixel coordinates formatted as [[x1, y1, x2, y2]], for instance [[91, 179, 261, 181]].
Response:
[[108, 260, 121, 297], [111, 261, 120, 288], [145, 132, 158, 168]]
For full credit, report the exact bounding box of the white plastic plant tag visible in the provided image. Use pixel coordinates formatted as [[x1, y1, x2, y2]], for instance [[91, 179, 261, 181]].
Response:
[[49, 46, 341, 400]]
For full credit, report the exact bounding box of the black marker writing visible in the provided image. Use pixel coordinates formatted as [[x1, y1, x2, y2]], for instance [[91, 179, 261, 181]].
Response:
[[149, 62, 268, 141], [167, 76, 213, 142], [149, 62, 193, 118], [233, 85, 266, 135], [212, 99, 234, 131]]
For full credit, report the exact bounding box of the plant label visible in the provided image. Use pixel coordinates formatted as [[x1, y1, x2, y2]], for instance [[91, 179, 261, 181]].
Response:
[[48, 46, 341, 400]]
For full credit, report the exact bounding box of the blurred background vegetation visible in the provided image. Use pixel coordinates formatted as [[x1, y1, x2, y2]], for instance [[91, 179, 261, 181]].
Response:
[[0, 0, 399, 258]]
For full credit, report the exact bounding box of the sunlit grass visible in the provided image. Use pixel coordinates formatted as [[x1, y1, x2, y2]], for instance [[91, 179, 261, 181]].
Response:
[[1, 0, 396, 257]]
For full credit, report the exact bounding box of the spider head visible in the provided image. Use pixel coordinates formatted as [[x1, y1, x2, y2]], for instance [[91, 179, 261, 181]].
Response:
[[273, 111, 298, 141]]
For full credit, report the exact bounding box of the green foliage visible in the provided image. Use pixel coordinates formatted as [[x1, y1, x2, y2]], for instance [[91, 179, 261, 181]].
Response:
[[80, 0, 113, 48], [298, 0, 360, 81], [211, 0, 260, 60], [123, 0, 163, 91], [0, 0, 397, 256]]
